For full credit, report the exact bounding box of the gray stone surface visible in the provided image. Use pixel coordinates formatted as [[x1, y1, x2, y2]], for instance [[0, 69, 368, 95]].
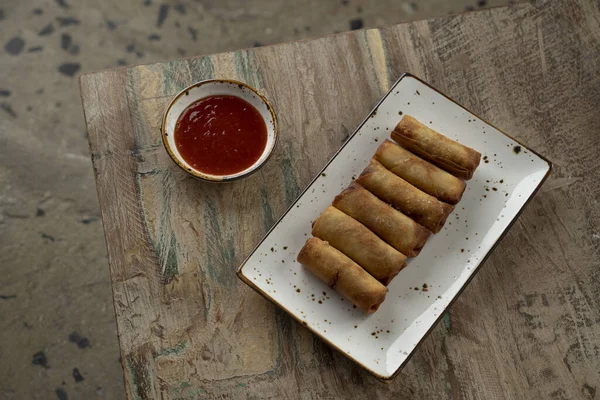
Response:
[[0, 0, 514, 398]]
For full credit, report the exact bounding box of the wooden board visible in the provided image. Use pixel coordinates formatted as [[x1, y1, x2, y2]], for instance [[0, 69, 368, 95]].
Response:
[[80, 0, 600, 398]]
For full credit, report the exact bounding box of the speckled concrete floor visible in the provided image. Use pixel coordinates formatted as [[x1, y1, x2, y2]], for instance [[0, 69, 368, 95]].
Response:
[[0, 0, 515, 398]]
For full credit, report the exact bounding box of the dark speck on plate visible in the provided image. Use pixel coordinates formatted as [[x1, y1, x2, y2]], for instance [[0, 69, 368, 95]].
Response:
[[513, 145, 522, 154], [415, 90, 420, 95]]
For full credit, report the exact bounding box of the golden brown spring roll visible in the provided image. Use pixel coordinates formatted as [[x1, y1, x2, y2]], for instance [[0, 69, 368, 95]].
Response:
[[311, 206, 406, 285], [374, 140, 466, 205], [297, 237, 387, 313], [333, 182, 430, 257], [356, 159, 454, 233], [391, 115, 481, 180]]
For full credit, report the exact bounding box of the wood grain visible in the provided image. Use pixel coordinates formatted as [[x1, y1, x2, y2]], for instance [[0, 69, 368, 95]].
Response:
[[80, 0, 600, 398]]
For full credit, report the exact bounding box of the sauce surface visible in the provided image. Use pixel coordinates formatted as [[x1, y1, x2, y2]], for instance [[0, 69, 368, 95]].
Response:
[[174, 95, 268, 176]]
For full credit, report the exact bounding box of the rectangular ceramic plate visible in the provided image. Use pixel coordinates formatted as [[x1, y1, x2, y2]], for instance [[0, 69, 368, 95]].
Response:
[[237, 73, 551, 380]]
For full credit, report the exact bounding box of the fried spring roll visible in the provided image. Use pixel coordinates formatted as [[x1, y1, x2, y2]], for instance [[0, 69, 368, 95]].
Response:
[[391, 116, 481, 180], [356, 160, 454, 233], [297, 237, 387, 313], [374, 140, 466, 204], [333, 182, 430, 257], [311, 206, 406, 285]]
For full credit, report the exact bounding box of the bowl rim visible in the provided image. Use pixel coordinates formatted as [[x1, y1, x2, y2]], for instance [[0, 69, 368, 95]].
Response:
[[161, 78, 279, 182]]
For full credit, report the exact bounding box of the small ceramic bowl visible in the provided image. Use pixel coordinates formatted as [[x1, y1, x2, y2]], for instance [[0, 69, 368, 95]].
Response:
[[162, 79, 278, 182]]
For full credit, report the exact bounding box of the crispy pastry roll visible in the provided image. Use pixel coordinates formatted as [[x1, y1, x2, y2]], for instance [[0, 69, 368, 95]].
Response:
[[311, 206, 406, 285], [356, 159, 454, 233], [297, 237, 387, 313], [374, 140, 466, 204], [332, 182, 430, 257], [391, 116, 481, 180]]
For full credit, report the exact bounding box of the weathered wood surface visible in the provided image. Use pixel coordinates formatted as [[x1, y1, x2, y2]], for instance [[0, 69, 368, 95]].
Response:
[[80, 0, 600, 398]]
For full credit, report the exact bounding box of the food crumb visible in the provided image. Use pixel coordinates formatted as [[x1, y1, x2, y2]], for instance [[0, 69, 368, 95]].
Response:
[[296, 288, 300, 293], [283, 246, 288, 250], [513, 145, 522, 154], [270, 247, 274, 252], [318, 300, 322, 304], [321, 173, 327, 177]]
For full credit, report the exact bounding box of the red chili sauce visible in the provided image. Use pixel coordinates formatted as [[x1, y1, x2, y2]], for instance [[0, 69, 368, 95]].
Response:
[[174, 95, 268, 176]]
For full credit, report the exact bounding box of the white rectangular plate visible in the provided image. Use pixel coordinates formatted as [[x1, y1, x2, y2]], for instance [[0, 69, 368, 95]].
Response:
[[237, 73, 551, 380]]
